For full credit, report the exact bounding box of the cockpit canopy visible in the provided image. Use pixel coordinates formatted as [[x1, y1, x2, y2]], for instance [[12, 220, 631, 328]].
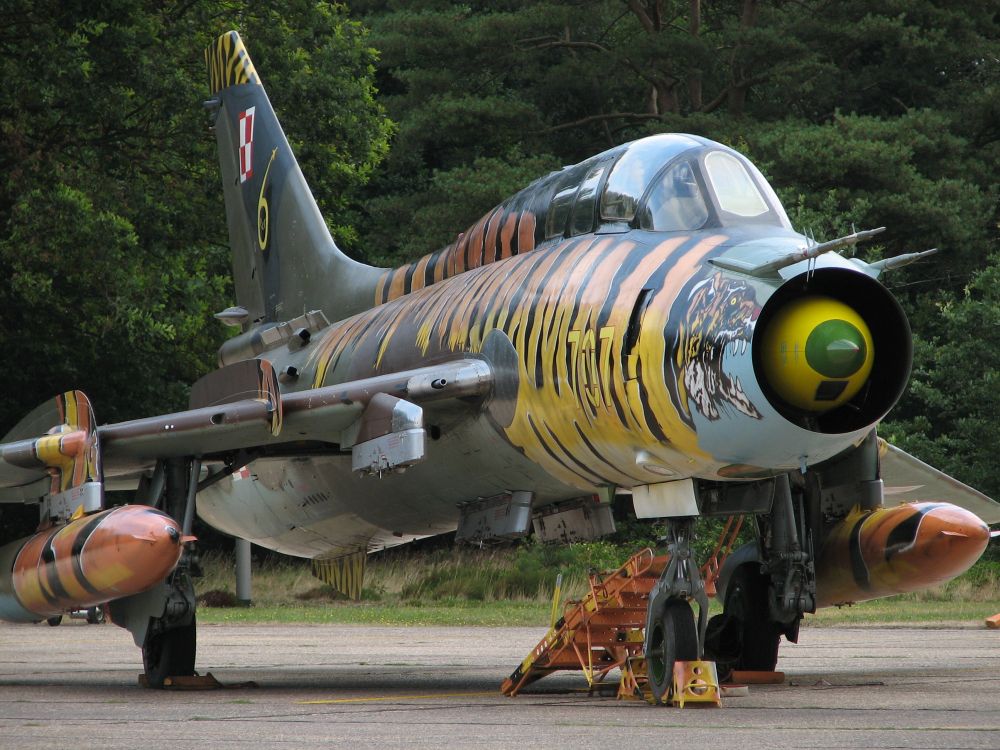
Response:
[[377, 133, 797, 304], [536, 133, 792, 241]]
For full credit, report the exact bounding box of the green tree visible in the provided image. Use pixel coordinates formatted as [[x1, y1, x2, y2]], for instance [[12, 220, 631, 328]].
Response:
[[354, 1, 999, 275], [882, 255, 1000, 500], [746, 111, 996, 292], [0, 1, 391, 432]]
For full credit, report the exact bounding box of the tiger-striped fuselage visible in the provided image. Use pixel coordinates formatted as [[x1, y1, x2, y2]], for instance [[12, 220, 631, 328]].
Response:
[[309, 230, 745, 489], [196, 34, 914, 561], [198, 222, 898, 558]]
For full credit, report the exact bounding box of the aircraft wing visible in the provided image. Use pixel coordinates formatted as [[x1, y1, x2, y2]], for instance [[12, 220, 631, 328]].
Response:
[[879, 439, 1000, 524], [0, 358, 493, 501]]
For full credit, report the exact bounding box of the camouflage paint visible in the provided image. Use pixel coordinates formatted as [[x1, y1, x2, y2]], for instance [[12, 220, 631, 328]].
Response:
[[814, 502, 990, 607], [7, 505, 183, 617], [304, 231, 768, 489], [376, 209, 539, 303], [311, 551, 365, 600], [0, 390, 102, 498], [205, 31, 260, 96]]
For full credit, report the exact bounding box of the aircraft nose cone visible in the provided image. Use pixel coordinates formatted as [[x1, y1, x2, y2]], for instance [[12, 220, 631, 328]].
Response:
[[758, 295, 874, 412], [814, 502, 990, 607], [887, 503, 991, 592], [805, 320, 867, 378], [920, 504, 991, 567]]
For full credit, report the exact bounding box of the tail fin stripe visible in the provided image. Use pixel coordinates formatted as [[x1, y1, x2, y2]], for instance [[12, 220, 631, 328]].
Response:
[[206, 30, 382, 324], [206, 31, 259, 95]]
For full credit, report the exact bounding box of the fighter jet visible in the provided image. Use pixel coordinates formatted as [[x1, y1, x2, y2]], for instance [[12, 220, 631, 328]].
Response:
[[0, 31, 996, 697]]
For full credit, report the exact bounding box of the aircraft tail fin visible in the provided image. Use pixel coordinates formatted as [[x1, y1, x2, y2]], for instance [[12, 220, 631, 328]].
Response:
[[204, 31, 382, 326]]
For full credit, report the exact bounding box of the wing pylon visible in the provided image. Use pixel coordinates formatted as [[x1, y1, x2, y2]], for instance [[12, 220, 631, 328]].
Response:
[[0, 358, 493, 503]]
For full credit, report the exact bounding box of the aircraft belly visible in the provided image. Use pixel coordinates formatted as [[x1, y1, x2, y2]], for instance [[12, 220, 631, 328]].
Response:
[[196, 414, 582, 558]]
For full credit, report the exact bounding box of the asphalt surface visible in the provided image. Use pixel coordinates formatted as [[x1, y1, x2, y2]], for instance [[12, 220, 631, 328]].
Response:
[[0, 620, 998, 749]]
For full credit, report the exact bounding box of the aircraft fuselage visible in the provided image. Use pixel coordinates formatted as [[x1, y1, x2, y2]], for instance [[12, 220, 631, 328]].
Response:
[[199, 223, 906, 557]]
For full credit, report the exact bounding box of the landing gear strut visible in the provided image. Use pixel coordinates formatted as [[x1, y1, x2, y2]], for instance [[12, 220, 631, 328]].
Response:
[[644, 517, 708, 702], [111, 457, 200, 688], [142, 458, 200, 687]]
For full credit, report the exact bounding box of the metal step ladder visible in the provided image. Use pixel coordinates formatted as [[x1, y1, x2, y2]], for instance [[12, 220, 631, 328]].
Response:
[[501, 548, 668, 697], [500, 545, 727, 706]]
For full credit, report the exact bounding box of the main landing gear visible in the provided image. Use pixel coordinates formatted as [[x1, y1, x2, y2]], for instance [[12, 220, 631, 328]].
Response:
[[143, 615, 197, 687], [142, 459, 200, 688], [110, 458, 201, 688], [704, 474, 813, 679], [704, 564, 781, 680]]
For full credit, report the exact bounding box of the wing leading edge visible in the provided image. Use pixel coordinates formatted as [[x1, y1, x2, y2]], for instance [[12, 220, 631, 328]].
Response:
[[0, 358, 493, 502], [879, 439, 1000, 524]]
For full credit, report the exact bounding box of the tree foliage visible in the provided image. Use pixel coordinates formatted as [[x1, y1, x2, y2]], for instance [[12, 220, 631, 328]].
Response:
[[882, 255, 1000, 498], [1, 0, 998, 502], [353, 1, 998, 278], [0, 0, 391, 431], [350, 0, 999, 492]]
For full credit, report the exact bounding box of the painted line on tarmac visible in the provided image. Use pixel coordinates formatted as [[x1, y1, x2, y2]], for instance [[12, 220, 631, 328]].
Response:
[[298, 691, 498, 704]]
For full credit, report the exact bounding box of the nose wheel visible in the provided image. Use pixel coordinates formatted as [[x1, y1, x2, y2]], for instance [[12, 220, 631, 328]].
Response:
[[644, 517, 710, 702], [646, 599, 698, 701]]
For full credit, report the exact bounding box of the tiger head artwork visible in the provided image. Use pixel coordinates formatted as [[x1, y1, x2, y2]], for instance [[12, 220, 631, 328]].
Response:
[[668, 271, 763, 428]]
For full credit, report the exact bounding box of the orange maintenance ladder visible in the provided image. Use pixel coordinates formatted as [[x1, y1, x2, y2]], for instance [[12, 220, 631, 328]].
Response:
[[500, 548, 668, 697], [501, 519, 750, 704]]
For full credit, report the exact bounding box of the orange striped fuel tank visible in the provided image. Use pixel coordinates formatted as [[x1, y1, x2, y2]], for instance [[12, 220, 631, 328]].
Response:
[[0, 505, 183, 621], [815, 502, 990, 608]]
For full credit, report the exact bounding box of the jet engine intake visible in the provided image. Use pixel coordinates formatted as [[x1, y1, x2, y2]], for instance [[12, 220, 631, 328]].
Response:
[[753, 268, 911, 434]]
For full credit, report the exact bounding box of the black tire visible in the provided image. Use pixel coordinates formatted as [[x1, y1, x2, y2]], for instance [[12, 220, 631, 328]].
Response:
[[45, 615, 62, 627], [85, 607, 105, 625], [724, 566, 780, 671], [645, 600, 698, 702], [142, 618, 197, 688]]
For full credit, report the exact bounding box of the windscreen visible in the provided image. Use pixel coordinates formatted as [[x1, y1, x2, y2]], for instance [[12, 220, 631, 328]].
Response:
[[600, 134, 699, 222], [704, 151, 769, 218], [638, 161, 709, 232]]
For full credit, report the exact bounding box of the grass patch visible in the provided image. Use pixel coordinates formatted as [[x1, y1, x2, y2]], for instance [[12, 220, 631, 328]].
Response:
[[198, 600, 551, 626], [196, 541, 642, 608], [193, 544, 1000, 627], [806, 598, 1000, 626]]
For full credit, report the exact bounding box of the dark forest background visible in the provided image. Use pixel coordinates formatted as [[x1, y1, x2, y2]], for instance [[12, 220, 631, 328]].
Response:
[[0, 1, 997, 514]]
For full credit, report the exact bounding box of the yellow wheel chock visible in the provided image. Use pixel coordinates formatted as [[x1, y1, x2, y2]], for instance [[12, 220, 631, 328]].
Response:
[[671, 660, 721, 708]]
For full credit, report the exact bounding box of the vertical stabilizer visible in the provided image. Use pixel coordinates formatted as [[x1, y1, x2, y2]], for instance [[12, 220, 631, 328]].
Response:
[[205, 31, 382, 325]]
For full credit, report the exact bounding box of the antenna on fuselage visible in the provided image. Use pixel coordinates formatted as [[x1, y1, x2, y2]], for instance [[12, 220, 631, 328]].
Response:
[[711, 226, 886, 278], [867, 247, 939, 274]]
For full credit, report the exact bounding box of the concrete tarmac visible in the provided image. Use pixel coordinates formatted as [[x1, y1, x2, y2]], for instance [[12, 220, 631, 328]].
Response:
[[0, 621, 998, 749]]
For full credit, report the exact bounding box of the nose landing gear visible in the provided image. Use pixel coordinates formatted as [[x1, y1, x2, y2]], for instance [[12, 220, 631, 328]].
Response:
[[643, 516, 717, 704]]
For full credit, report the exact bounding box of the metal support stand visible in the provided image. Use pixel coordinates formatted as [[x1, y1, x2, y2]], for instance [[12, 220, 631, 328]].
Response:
[[235, 538, 252, 605]]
